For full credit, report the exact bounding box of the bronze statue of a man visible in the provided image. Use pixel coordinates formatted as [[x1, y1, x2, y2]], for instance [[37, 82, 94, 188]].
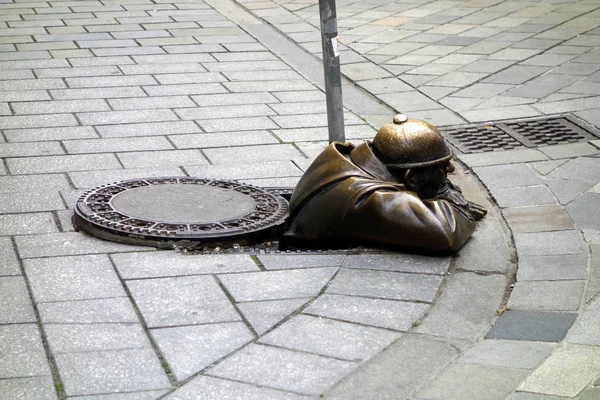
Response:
[[282, 114, 486, 254]]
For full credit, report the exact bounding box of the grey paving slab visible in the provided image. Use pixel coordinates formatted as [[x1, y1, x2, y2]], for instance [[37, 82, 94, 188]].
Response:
[[165, 375, 310, 400], [45, 323, 150, 353], [256, 254, 346, 270], [0, 114, 78, 129], [416, 363, 530, 400], [458, 339, 555, 369], [117, 149, 207, 168], [96, 121, 200, 138], [56, 348, 171, 396], [545, 178, 597, 205], [0, 190, 63, 214], [327, 268, 442, 303], [207, 343, 356, 396], [39, 297, 138, 324], [24, 254, 125, 302], [68, 167, 184, 189], [0, 324, 51, 378], [518, 344, 600, 398], [171, 130, 278, 149], [0, 276, 35, 324], [50, 87, 146, 100], [11, 99, 109, 115], [324, 333, 458, 400], [508, 280, 585, 311], [507, 393, 569, 400], [587, 244, 600, 303], [152, 322, 253, 381], [203, 143, 305, 164], [517, 254, 588, 281], [473, 164, 542, 189], [219, 267, 337, 302], [185, 160, 302, 180], [0, 212, 58, 235], [415, 272, 506, 341], [7, 153, 121, 174], [237, 298, 309, 335], [107, 96, 196, 111], [539, 142, 600, 159], [63, 137, 174, 154], [112, 252, 259, 279], [567, 193, 600, 230], [77, 109, 179, 125], [0, 237, 20, 276], [514, 230, 584, 256], [491, 185, 556, 208], [260, 314, 400, 361], [569, 296, 600, 346], [0, 376, 57, 400], [529, 159, 568, 176], [143, 83, 227, 96], [127, 275, 240, 327], [503, 205, 575, 233], [344, 253, 450, 275], [0, 141, 64, 157], [71, 391, 170, 400], [486, 310, 577, 342], [198, 116, 279, 133]]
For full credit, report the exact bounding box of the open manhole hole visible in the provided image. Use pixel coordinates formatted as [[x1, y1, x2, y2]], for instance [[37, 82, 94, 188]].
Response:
[[73, 177, 290, 249], [440, 114, 600, 154]]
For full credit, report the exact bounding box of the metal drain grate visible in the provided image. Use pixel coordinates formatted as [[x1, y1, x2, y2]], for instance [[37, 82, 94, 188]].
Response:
[[440, 115, 600, 154]]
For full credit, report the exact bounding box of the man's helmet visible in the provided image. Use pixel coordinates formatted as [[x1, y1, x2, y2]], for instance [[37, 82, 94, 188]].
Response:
[[372, 114, 453, 169]]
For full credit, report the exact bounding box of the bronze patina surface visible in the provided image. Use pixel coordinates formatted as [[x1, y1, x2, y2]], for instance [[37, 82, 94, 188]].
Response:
[[283, 114, 486, 254]]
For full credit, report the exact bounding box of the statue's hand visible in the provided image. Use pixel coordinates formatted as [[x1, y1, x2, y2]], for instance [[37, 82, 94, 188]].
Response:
[[436, 180, 487, 221]]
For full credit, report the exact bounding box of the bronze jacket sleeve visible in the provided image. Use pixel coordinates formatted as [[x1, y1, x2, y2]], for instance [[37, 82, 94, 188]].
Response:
[[341, 186, 477, 253]]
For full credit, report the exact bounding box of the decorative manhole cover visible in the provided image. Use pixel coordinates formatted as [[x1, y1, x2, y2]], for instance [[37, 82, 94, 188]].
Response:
[[73, 177, 289, 248], [440, 114, 600, 154]]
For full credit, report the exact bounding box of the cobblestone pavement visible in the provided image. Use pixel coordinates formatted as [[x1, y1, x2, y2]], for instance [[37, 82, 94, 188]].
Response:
[[0, 0, 599, 399]]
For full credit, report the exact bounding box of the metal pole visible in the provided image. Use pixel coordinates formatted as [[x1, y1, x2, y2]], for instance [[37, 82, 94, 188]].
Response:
[[319, 0, 345, 143]]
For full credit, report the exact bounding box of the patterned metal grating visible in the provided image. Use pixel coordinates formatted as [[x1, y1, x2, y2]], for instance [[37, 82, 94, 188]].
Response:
[[440, 115, 600, 154]]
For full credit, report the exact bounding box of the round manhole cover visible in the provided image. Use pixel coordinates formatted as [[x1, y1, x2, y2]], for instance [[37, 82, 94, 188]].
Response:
[[72, 177, 289, 248]]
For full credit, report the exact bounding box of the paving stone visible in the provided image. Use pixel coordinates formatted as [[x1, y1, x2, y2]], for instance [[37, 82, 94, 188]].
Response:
[[508, 280, 584, 311], [176, 104, 275, 120], [260, 314, 399, 361], [257, 255, 346, 270], [45, 323, 150, 353], [77, 109, 179, 125], [484, 65, 549, 84], [203, 143, 304, 163], [50, 87, 146, 100], [416, 363, 530, 400], [416, 272, 506, 341], [344, 253, 450, 275], [0, 276, 36, 323], [219, 267, 337, 302], [0, 141, 64, 157], [24, 254, 125, 302], [486, 310, 577, 342], [39, 298, 138, 324], [171, 131, 279, 149], [68, 167, 184, 189], [0, 212, 59, 235], [529, 159, 568, 176], [503, 205, 575, 233], [237, 298, 309, 335], [165, 374, 310, 400], [507, 392, 569, 400], [569, 296, 600, 346], [112, 252, 259, 279], [151, 322, 254, 380], [117, 149, 207, 168], [192, 92, 279, 107], [545, 178, 596, 205], [207, 343, 356, 395], [34, 65, 121, 78], [4, 126, 93, 143], [473, 164, 542, 189], [518, 344, 600, 397], [492, 185, 556, 208], [185, 160, 301, 180], [7, 153, 121, 174], [0, 376, 57, 400], [66, 75, 157, 88], [514, 230, 584, 256], [327, 268, 442, 303], [96, 121, 200, 138], [377, 91, 441, 112], [0, 237, 19, 276], [0, 191, 64, 213], [72, 391, 170, 400], [108, 96, 196, 111], [517, 254, 588, 281], [56, 348, 171, 396], [458, 149, 548, 168], [458, 339, 555, 369], [64, 137, 173, 154], [127, 275, 240, 327], [577, 388, 600, 400], [0, 174, 71, 193], [567, 193, 600, 230], [587, 244, 600, 303], [0, 114, 78, 129], [143, 83, 227, 96], [539, 142, 600, 159], [0, 89, 50, 102], [0, 324, 51, 378]]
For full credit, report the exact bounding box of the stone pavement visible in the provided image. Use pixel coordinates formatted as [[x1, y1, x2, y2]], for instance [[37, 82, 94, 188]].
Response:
[[0, 0, 599, 399]]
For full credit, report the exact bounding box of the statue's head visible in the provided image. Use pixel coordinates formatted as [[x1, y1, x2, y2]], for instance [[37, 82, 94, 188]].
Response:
[[372, 114, 453, 199]]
